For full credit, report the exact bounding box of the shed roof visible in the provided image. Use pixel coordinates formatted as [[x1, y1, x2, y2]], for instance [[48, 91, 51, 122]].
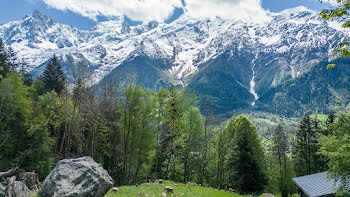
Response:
[[292, 172, 338, 197]]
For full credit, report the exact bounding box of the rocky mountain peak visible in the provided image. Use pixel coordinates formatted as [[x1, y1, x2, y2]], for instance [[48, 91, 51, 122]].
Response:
[[32, 10, 44, 19], [23, 10, 55, 27]]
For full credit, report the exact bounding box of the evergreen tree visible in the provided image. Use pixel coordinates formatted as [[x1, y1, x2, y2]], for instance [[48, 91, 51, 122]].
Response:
[[293, 115, 324, 176], [294, 115, 313, 176], [227, 115, 268, 194], [0, 39, 9, 80], [312, 115, 328, 172], [42, 54, 65, 94], [150, 88, 168, 180], [272, 125, 288, 197], [154, 87, 188, 180], [6, 46, 18, 72], [324, 111, 336, 135], [20, 59, 33, 86]]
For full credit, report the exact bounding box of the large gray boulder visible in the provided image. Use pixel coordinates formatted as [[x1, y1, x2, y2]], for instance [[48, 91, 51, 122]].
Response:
[[39, 156, 114, 197]]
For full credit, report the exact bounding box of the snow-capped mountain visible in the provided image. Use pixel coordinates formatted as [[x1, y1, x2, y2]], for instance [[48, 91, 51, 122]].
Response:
[[1, 7, 349, 116]]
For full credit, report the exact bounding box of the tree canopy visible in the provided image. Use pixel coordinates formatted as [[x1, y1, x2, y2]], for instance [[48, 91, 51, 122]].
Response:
[[319, 0, 350, 68], [42, 54, 65, 94]]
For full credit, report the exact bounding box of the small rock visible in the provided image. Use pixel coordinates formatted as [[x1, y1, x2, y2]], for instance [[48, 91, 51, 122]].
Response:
[[229, 188, 235, 193], [12, 181, 30, 197], [162, 186, 173, 197], [164, 186, 173, 193], [260, 193, 276, 197], [112, 187, 119, 193], [158, 179, 163, 184], [21, 172, 39, 191]]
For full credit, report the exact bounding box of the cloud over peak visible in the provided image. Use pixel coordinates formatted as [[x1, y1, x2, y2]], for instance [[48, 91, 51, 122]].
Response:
[[43, 0, 183, 21], [185, 0, 269, 23], [42, 0, 269, 23]]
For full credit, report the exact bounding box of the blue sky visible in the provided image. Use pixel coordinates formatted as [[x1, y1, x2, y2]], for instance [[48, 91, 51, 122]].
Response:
[[0, 0, 334, 30]]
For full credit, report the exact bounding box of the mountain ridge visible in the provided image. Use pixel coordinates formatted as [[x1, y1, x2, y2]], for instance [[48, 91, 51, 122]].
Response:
[[1, 8, 349, 116]]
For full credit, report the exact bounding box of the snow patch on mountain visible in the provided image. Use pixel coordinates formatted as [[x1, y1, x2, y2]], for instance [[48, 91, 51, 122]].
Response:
[[260, 35, 281, 46], [250, 53, 259, 106], [0, 7, 349, 86]]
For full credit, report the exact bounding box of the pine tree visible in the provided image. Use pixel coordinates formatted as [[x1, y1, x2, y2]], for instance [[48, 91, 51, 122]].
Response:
[[324, 111, 335, 135], [149, 88, 168, 180], [293, 115, 323, 176], [227, 115, 267, 194], [272, 125, 288, 197], [0, 39, 9, 80], [42, 54, 65, 94], [20, 59, 33, 86], [6, 46, 18, 72], [312, 115, 328, 172]]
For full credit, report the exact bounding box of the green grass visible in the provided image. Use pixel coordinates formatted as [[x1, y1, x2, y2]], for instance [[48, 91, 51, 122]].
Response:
[[105, 180, 244, 197]]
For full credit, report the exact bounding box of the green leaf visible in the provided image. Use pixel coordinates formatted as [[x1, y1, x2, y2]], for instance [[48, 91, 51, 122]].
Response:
[[327, 64, 336, 69]]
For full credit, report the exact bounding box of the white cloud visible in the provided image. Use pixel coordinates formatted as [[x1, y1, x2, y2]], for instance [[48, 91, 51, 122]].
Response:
[[314, 0, 338, 6], [42, 0, 183, 21], [325, 0, 339, 6], [184, 0, 270, 23], [42, 0, 270, 23]]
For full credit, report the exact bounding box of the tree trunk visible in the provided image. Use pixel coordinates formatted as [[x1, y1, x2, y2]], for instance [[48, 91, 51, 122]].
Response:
[[134, 140, 144, 184], [6, 176, 16, 197], [282, 155, 288, 197], [122, 103, 129, 185], [0, 167, 19, 178], [127, 133, 136, 184]]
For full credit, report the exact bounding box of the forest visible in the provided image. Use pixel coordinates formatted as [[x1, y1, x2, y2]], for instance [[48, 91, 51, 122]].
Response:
[[0, 38, 349, 196]]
